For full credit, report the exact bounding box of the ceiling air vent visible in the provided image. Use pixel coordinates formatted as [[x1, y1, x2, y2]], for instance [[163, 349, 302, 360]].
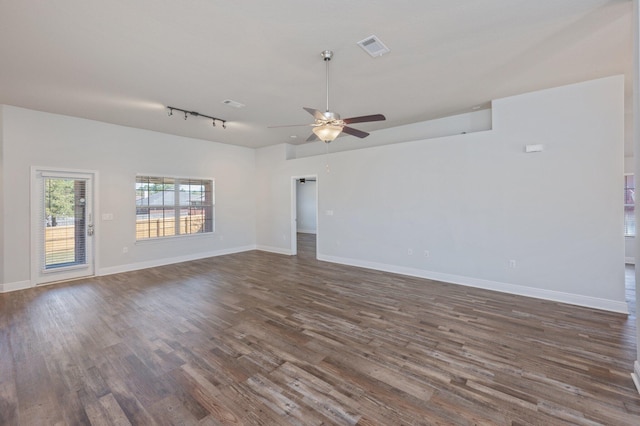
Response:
[[357, 35, 390, 57], [222, 99, 246, 109]]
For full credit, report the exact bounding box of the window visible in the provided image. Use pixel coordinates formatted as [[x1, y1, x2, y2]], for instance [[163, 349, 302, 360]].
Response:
[[43, 176, 88, 267], [625, 174, 635, 237], [135, 176, 214, 240]]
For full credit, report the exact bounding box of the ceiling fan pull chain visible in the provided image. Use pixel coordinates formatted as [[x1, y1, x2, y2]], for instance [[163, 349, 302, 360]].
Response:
[[325, 141, 331, 173]]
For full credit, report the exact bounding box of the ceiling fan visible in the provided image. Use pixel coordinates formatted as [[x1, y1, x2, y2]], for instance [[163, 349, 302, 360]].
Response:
[[270, 50, 386, 143]]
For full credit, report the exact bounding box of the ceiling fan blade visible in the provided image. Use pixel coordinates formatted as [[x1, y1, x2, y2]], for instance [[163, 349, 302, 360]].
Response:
[[306, 133, 318, 142], [343, 114, 386, 124], [303, 107, 325, 120], [341, 126, 369, 138]]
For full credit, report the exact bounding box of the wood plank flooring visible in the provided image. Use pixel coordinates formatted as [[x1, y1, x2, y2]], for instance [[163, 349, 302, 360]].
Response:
[[1, 233, 639, 425]]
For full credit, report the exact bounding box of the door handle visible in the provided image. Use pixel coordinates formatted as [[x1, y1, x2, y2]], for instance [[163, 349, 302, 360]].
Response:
[[87, 224, 94, 236]]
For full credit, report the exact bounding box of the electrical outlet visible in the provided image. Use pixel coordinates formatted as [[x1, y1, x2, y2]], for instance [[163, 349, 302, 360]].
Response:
[[424, 250, 430, 258], [408, 248, 413, 255], [509, 259, 517, 268], [122, 247, 128, 254]]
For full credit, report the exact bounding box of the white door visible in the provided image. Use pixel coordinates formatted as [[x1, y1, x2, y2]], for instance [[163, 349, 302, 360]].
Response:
[[32, 169, 95, 284]]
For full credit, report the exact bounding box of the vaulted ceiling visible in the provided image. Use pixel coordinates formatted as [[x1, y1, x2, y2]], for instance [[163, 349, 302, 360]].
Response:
[[0, 0, 632, 149]]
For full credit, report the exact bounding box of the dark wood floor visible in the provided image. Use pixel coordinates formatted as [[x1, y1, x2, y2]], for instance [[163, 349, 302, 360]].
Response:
[[1, 233, 639, 425]]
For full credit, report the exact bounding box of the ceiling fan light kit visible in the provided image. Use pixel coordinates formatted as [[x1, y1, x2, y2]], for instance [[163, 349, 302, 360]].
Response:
[[312, 123, 343, 142], [269, 50, 386, 144]]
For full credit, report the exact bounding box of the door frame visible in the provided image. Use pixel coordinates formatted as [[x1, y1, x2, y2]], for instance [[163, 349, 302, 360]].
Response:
[[291, 175, 318, 257], [30, 166, 100, 286]]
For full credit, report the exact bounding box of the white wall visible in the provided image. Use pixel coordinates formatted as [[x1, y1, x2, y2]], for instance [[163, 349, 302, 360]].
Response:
[[296, 180, 317, 234], [626, 237, 636, 264], [0, 106, 256, 290], [255, 144, 292, 254], [256, 75, 626, 312]]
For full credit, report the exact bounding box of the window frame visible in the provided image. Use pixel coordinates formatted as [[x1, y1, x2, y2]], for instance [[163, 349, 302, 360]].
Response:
[[135, 175, 215, 241]]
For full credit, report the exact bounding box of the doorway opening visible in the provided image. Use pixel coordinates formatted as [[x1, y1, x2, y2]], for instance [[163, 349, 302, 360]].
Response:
[[291, 176, 318, 257]]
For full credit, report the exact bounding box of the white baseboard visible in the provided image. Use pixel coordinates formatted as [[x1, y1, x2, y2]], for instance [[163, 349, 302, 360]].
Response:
[[317, 254, 629, 314], [256, 245, 293, 256], [632, 361, 640, 395], [0, 280, 33, 293], [98, 245, 256, 276]]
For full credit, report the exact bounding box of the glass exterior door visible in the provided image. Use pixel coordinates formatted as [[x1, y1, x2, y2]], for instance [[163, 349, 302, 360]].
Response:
[[34, 170, 94, 284]]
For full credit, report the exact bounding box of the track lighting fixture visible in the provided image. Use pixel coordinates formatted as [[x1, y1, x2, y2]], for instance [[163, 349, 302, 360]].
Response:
[[167, 106, 227, 129]]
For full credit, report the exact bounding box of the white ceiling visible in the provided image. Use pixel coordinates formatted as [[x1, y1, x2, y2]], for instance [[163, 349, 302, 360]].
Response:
[[0, 0, 632, 149]]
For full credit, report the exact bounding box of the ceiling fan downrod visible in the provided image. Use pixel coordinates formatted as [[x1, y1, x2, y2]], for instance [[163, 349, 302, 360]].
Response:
[[321, 50, 333, 113]]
